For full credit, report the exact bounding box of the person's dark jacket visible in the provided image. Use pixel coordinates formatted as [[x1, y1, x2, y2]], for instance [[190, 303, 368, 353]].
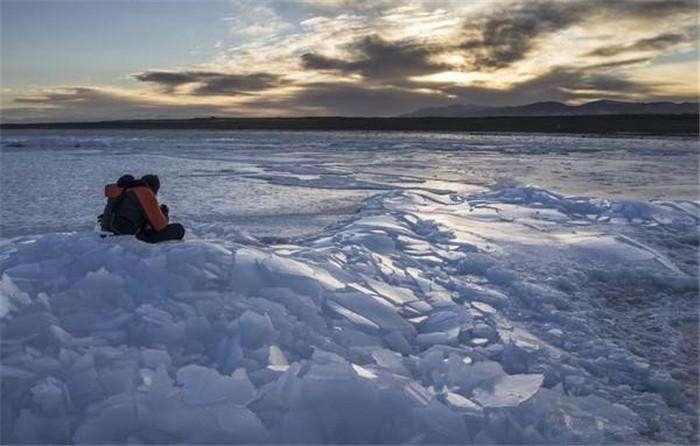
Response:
[[100, 176, 168, 235]]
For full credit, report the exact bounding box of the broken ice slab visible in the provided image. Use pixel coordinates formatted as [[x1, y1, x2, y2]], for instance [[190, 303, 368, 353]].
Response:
[[416, 327, 460, 347], [233, 247, 344, 294], [31, 376, 69, 415], [368, 252, 407, 278], [448, 360, 505, 393], [267, 345, 289, 372], [177, 364, 256, 406], [172, 290, 221, 301], [471, 373, 544, 407], [498, 326, 545, 352], [471, 300, 497, 314], [407, 315, 429, 325], [352, 215, 412, 235], [327, 291, 415, 335], [469, 337, 490, 346], [370, 349, 411, 375], [383, 330, 413, 355], [422, 310, 462, 333], [405, 300, 433, 314], [237, 310, 276, 348], [326, 300, 380, 331], [470, 322, 498, 340], [364, 277, 418, 305], [443, 391, 483, 415], [0, 273, 32, 318], [425, 289, 455, 306], [343, 231, 397, 253], [508, 387, 646, 442], [351, 363, 378, 380], [455, 280, 510, 308], [140, 348, 172, 370]]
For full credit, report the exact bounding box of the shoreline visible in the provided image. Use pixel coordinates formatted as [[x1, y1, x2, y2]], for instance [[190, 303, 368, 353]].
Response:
[[2, 114, 698, 136]]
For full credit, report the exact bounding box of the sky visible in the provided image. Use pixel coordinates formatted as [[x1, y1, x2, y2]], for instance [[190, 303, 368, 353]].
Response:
[[1, 0, 698, 121]]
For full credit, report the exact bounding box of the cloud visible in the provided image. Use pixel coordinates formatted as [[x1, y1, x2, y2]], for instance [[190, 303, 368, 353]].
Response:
[[223, 1, 292, 39], [13, 87, 134, 106], [300, 0, 697, 77], [248, 62, 674, 116], [190, 73, 283, 96], [601, 0, 697, 18], [131, 72, 198, 90], [5, 86, 232, 122], [296, 0, 403, 16], [585, 57, 654, 70], [284, 81, 448, 115], [3, 0, 698, 121], [133, 70, 284, 95], [437, 65, 670, 106], [457, 0, 696, 70], [5, 81, 448, 119], [301, 34, 449, 81], [588, 33, 688, 57], [459, 2, 578, 70]]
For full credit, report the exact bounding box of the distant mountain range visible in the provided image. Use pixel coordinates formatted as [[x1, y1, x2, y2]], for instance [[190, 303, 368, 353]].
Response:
[[400, 100, 699, 117]]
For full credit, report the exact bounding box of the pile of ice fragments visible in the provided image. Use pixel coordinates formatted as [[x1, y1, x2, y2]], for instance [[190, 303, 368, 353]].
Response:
[[1, 187, 698, 443]]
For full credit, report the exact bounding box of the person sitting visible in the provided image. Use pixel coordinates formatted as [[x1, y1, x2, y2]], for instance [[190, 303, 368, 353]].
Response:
[[99, 174, 185, 243]]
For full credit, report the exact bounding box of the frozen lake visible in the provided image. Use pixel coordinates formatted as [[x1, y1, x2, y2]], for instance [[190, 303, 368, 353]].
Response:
[[1, 130, 698, 443], [1, 129, 698, 238]]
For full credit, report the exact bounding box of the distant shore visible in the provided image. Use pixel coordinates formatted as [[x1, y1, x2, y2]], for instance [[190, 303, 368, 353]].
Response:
[[2, 114, 698, 136]]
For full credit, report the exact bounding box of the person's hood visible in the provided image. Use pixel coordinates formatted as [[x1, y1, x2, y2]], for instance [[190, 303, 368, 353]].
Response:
[[141, 174, 160, 194], [117, 174, 135, 187], [104, 178, 148, 199]]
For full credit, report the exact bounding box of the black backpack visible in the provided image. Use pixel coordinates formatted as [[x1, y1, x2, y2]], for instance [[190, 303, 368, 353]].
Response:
[[99, 175, 141, 234]]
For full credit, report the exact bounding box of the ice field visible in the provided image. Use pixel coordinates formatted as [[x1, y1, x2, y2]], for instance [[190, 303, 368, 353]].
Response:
[[1, 130, 698, 443]]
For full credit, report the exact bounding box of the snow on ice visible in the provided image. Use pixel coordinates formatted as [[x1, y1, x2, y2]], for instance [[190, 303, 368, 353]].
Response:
[[1, 131, 698, 443]]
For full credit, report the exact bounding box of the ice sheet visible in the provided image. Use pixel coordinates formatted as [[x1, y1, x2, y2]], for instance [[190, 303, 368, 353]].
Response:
[[1, 130, 698, 444]]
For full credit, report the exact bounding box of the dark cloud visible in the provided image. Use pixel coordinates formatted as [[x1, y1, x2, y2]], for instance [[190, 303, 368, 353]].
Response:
[[585, 57, 654, 70], [301, 1, 696, 78], [299, 0, 696, 19], [131, 71, 197, 87], [8, 87, 229, 122], [460, 2, 577, 70], [601, 0, 697, 18], [300, 53, 348, 71], [13, 87, 129, 105], [278, 82, 448, 116], [301, 0, 696, 80], [133, 70, 283, 95], [588, 33, 688, 57], [438, 66, 667, 106], [301, 35, 449, 81], [190, 73, 282, 96], [459, 0, 696, 70], [251, 63, 671, 116]]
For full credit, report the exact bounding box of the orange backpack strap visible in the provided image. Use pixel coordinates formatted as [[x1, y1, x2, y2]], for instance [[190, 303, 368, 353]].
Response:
[[131, 186, 168, 231]]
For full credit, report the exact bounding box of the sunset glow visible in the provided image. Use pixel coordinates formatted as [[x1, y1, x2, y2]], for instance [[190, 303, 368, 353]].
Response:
[[1, 0, 698, 121]]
